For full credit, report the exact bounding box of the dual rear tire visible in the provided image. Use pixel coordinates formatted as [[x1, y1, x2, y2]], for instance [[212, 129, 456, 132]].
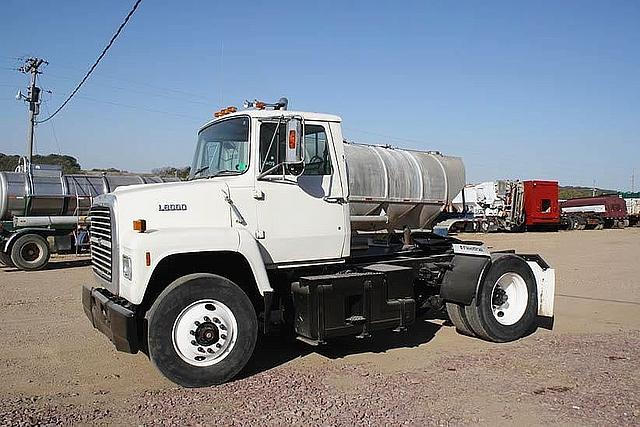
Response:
[[446, 255, 538, 342]]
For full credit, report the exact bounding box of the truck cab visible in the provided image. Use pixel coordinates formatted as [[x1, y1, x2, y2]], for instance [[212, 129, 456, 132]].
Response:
[[83, 99, 555, 387]]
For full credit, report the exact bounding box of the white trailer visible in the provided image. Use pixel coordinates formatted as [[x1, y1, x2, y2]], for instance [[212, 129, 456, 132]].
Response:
[[82, 99, 555, 387]]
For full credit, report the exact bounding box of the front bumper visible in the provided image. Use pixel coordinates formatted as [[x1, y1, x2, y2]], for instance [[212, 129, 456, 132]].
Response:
[[82, 284, 140, 354]]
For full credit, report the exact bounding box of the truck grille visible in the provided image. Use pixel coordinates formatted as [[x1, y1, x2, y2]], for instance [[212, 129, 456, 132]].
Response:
[[89, 206, 113, 281]]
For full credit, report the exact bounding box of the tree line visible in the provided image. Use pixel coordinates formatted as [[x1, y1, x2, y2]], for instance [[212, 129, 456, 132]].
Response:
[[0, 152, 189, 179]]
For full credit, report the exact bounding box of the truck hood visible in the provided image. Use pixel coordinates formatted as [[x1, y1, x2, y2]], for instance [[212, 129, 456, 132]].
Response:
[[106, 180, 232, 232]]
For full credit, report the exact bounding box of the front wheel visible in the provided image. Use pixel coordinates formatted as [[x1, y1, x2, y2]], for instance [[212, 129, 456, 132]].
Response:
[[146, 273, 258, 387], [464, 255, 538, 342]]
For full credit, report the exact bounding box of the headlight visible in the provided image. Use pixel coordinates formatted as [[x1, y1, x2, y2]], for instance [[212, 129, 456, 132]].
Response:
[[122, 255, 132, 280]]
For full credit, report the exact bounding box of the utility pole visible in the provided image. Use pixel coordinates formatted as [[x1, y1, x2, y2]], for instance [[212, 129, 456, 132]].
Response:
[[17, 57, 47, 173]]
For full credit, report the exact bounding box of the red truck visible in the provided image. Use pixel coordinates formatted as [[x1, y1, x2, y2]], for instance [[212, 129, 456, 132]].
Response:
[[560, 195, 628, 229], [523, 180, 560, 230], [441, 179, 560, 233]]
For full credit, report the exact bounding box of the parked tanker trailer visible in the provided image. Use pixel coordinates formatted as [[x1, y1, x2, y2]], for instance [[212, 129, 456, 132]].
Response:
[[560, 195, 628, 230], [82, 99, 555, 387], [0, 166, 178, 270], [435, 180, 559, 233]]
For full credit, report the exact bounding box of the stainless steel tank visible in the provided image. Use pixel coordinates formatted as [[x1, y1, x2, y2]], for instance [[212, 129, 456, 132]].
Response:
[[0, 171, 178, 221], [344, 143, 465, 231]]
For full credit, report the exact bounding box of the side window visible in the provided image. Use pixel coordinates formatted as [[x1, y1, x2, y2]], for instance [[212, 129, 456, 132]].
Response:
[[259, 122, 333, 176], [259, 122, 285, 173], [303, 125, 332, 176], [540, 199, 552, 213]]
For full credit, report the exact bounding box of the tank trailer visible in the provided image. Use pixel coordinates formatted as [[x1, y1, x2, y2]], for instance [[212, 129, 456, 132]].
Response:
[[0, 167, 177, 270], [82, 99, 555, 387]]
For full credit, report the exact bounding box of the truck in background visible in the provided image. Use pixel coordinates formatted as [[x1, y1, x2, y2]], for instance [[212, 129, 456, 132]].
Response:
[[619, 192, 640, 227], [435, 180, 559, 233], [560, 195, 628, 230], [0, 165, 178, 271], [82, 99, 555, 387]]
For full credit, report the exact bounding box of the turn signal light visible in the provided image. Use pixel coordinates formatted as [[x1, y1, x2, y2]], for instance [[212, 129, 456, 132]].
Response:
[[288, 129, 297, 149], [133, 219, 147, 233], [255, 101, 265, 110], [214, 106, 238, 118]]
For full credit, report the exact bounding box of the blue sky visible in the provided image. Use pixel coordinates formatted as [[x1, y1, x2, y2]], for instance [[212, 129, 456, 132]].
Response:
[[1, 0, 638, 190]]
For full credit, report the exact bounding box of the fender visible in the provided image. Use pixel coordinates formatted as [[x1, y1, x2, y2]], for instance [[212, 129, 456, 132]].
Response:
[[440, 253, 491, 306], [119, 227, 271, 304], [2, 228, 58, 252]]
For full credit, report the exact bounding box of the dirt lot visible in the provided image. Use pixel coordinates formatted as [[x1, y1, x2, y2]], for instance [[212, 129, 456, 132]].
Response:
[[1, 229, 638, 425]]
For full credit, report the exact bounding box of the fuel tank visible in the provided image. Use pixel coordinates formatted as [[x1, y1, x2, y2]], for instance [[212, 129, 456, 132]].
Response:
[[344, 143, 465, 231]]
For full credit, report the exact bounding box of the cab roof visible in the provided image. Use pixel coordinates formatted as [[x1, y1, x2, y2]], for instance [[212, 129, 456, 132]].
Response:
[[199, 109, 342, 132]]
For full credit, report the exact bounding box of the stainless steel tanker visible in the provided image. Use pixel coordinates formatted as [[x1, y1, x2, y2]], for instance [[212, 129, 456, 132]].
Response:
[[0, 169, 178, 271], [0, 170, 178, 221], [344, 142, 465, 231]]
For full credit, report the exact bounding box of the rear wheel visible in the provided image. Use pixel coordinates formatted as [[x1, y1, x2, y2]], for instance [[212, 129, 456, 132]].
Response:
[[446, 302, 476, 337], [146, 273, 258, 387], [10, 234, 50, 271], [464, 255, 538, 342]]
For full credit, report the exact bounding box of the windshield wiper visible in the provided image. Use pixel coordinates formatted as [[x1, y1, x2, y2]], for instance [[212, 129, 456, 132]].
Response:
[[189, 166, 209, 180], [208, 169, 242, 178], [189, 168, 242, 181]]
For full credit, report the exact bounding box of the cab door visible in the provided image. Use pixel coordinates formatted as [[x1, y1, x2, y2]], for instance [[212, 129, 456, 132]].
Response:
[[254, 120, 348, 265]]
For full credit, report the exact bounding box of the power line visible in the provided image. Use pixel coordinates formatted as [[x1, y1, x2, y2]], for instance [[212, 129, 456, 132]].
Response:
[[75, 94, 204, 121], [42, 72, 213, 106], [44, 64, 216, 102], [342, 126, 428, 146], [37, 0, 143, 124]]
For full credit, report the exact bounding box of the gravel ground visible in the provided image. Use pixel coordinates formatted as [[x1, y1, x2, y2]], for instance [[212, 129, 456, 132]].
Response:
[[0, 229, 639, 425]]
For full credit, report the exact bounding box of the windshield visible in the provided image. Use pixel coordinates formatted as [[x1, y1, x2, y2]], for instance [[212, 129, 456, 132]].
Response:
[[190, 116, 250, 179]]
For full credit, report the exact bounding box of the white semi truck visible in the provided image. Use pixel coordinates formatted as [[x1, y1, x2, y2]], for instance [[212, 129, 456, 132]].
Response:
[[83, 99, 555, 387]]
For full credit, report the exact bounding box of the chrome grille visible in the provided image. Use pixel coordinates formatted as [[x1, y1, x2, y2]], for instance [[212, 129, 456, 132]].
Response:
[[89, 206, 113, 281]]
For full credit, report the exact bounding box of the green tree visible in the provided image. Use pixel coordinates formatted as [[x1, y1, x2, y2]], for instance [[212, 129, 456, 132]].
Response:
[[0, 153, 81, 174]]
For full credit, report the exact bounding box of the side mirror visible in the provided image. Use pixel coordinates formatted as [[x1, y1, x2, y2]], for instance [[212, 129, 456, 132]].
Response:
[[285, 118, 304, 164]]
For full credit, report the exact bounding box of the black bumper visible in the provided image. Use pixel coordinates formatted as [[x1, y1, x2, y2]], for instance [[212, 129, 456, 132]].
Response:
[[82, 284, 140, 354]]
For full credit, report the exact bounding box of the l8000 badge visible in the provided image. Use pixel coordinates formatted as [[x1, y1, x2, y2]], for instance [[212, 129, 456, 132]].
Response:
[[159, 203, 188, 212]]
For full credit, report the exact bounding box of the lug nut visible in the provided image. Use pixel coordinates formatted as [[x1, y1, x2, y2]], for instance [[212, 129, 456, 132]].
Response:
[[207, 348, 214, 353], [189, 330, 195, 335], [194, 321, 200, 326], [203, 316, 210, 322], [219, 324, 227, 331], [197, 347, 205, 353], [216, 343, 222, 348], [221, 334, 227, 340], [213, 317, 220, 324], [191, 340, 197, 345]]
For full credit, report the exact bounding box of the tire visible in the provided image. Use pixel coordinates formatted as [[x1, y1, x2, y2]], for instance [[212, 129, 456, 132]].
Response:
[[0, 251, 14, 267], [146, 273, 258, 388], [464, 255, 538, 343], [445, 302, 476, 337], [10, 234, 50, 271]]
